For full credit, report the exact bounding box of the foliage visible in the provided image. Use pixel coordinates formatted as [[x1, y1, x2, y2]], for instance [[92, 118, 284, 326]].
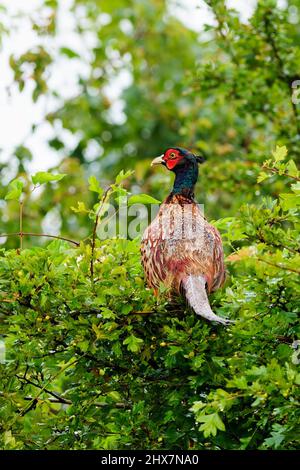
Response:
[[0, 0, 299, 451], [0, 149, 299, 450]]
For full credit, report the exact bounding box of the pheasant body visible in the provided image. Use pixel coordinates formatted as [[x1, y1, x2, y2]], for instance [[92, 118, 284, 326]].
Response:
[[141, 147, 230, 325]]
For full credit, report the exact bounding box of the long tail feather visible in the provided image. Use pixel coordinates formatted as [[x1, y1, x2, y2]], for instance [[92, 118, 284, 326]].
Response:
[[182, 275, 233, 325]]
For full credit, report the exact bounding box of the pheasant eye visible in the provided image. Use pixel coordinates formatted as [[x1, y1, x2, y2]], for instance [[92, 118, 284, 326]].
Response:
[[169, 152, 176, 159]]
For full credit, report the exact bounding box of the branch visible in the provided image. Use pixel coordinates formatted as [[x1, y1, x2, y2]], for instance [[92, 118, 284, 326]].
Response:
[[262, 164, 300, 182], [204, 0, 239, 66], [15, 374, 128, 409], [90, 186, 112, 281], [16, 374, 70, 404], [19, 201, 24, 250], [19, 357, 81, 416], [0, 232, 80, 246], [127, 311, 154, 316], [22, 396, 127, 408], [263, 14, 300, 135], [257, 257, 300, 275], [257, 232, 300, 254]]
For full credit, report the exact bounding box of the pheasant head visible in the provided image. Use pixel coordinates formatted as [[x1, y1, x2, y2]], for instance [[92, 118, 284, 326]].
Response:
[[151, 147, 205, 198]]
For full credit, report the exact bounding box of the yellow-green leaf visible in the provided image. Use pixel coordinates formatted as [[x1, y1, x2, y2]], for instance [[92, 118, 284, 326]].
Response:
[[197, 413, 225, 437], [71, 201, 90, 213], [88, 176, 103, 196], [257, 172, 269, 183], [32, 172, 66, 185], [272, 145, 287, 162], [128, 194, 161, 205], [123, 334, 144, 352], [287, 160, 299, 178], [5, 179, 24, 201]]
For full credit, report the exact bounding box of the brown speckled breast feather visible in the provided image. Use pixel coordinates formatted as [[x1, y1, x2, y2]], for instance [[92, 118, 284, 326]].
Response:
[[141, 194, 226, 295]]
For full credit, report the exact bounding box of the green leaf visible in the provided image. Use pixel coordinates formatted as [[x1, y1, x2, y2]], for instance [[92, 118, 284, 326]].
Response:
[[272, 145, 287, 162], [115, 169, 134, 185], [263, 424, 286, 449], [88, 176, 104, 196], [32, 172, 66, 185], [279, 193, 300, 210], [4, 431, 16, 447], [15, 145, 33, 162], [291, 181, 300, 194], [59, 47, 80, 59], [5, 179, 24, 201], [92, 323, 108, 340], [108, 391, 121, 401], [227, 376, 248, 389], [71, 201, 90, 213], [128, 194, 161, 205], [123, 334, 144, 352], [287, 160, 299, 178], [190, 401, 206, 413], [197, 413, 225, 437], [257, 171, 269, 183]]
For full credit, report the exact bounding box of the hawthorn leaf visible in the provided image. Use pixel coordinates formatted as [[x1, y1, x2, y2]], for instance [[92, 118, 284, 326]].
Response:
[[5, 179, 24, 201], [128, 194, 161, 205], [32, 172, 66, 185]]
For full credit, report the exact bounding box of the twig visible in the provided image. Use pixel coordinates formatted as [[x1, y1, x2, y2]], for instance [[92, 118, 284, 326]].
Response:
[[16, 374, 70, 404], [204, 0, 239, 66], [19, 357, 81, 416], [263, 14, 300, 135], [90, 186, 112, 281], [15, 374, 128, 409], [21, 396, 127, 408], [19, 201, 23, 250], [0, 232, 80, 246], [127, 311, 154, 316], [257, 232, 300, 254], [262, 164, 300, 182], [257, 257, 300, 275]]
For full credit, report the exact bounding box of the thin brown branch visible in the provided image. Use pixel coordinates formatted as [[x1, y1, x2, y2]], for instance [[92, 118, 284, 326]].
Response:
[[257, 232, 300, 254], [90, 186, 112, 281], [127, 311, 154, 316], [0, 232, 80, 246], [257, 257, 300, 275], [15, 375, 128, 408], [21, 396, 127, 408], [19, 357, 81, 416], [19, 201, 23, 250], [262, 164, 300, 182], [16, 374, 70, 404]]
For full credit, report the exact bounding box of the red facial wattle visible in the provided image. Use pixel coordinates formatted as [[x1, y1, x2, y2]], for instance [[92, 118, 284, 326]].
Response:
[[163, 149, 183, 170], [165, 158, 179, 170]]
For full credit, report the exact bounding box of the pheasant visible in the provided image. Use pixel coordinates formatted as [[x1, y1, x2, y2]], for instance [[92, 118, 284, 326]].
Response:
[[141, 147, 231, 325]]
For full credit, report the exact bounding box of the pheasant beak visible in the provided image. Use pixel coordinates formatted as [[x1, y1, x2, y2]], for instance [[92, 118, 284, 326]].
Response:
[[151, 155, 164, 166]]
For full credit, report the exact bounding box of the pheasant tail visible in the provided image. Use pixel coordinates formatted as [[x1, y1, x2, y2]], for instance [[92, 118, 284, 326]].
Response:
[[182, 275, 232, 325]]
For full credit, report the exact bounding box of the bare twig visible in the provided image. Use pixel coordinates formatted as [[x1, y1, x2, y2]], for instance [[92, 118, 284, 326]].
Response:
[[13, 375, 128, 409], [262, 164, 300, 182], [16, 374, 70, 404], [19, 357, 81, 416], [90, 186, 112, 281], [21, 396, 127, 408], [257, 257, 300, 275], [0, 232, 80, 246], [19, 201, 23, 250]]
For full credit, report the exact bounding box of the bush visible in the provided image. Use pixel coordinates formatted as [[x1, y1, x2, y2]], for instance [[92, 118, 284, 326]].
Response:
[[0, 148, 299, 450]]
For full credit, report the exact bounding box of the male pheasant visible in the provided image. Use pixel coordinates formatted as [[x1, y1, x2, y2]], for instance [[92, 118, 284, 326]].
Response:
[[141, 147, 231, 325]]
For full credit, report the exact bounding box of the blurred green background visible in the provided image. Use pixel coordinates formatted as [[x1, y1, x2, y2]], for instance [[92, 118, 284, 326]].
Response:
[[0, 0, 300, 244]]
